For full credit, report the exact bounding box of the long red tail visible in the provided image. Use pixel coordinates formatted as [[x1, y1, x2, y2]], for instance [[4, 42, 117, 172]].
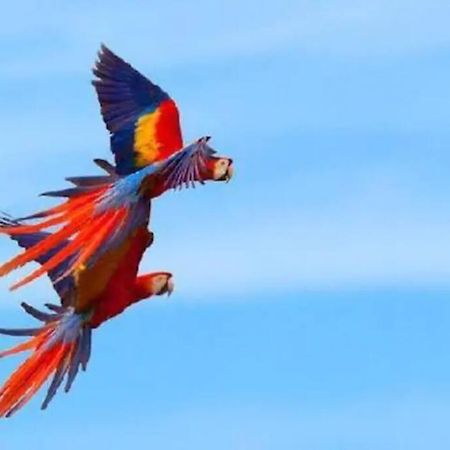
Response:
[[0, 185, 130, 290], [0, 303, 92, 417]]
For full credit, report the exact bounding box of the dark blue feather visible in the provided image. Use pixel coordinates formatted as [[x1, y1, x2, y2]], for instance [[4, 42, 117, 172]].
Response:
[[92, 44, 171, 175], [0, 215, 75, 300]]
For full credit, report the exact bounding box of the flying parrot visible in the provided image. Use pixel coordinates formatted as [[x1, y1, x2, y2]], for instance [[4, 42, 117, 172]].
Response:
[[0, 45, 233, 290], [0, 217, 174, 417]]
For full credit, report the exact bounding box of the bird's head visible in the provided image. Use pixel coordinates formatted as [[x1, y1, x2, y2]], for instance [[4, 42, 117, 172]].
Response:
[[148, 272, 174, 297], [207, 156, 234, 182], [197, 136, 234, 183], [133, 272, 174, 303]]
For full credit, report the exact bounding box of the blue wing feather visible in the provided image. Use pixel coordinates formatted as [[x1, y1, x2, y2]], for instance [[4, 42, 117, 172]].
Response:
[[92, 45, 171, 174], [0, 216, 74, 300]]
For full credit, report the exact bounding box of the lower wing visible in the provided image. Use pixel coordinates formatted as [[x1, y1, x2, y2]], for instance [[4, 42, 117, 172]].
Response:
[[0, 172, 152, 290], [0, 138, 225, 290]]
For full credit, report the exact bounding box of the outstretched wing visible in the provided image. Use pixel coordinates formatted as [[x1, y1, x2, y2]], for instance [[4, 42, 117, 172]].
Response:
[[92, 45, 183, 175], [157, 136, 217, 190], [0, 167, 154, 291], [0, 217, 74, 300]]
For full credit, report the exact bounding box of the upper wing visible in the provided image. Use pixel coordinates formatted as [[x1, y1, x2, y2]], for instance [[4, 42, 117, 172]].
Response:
[[92, 45, 183, 175], [0, 217, 74, 300]]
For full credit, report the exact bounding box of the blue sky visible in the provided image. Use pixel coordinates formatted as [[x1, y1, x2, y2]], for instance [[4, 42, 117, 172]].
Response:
[[1, 0, 450, 448]]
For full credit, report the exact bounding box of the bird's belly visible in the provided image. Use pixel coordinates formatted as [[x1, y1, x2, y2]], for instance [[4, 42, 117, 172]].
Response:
[[73, 238, 132, 313], [77, 227, 152, 325]]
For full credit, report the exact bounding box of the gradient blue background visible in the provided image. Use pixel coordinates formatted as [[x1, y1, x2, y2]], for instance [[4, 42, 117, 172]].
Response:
[[1, 1, 450, 448]]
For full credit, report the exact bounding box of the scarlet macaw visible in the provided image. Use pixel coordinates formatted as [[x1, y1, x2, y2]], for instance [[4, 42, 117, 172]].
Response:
[[0, 45, 233, 290], [0, 217, 174, 417]]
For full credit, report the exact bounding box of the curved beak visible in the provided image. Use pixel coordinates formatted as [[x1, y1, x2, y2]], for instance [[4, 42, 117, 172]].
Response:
[[225, 162, 234, 183], [166, 276, 175, 296]]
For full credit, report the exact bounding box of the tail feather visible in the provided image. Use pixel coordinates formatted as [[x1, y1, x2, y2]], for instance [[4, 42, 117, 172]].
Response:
[[1, 344, 69, 418], [8, 217, 101, 291], [0, 214, 69, 235], [20, 302, 59, 322], [80, 327, 92, 371], [66, 176, 113, 187], [0, 182, 135, 290], [54, 209, 127, 284], [0, 305, 92, 417], [41, 350, 73, 410], [17, 189, 101, 221], [64, 341, 84, 393], [0, 331, 51, 358], [0, 328, 42, 337], [44, 303, 65, 313], [41, 186, 103, 198], [93, 158, 118, 176], [0, 203, 97, 276]]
